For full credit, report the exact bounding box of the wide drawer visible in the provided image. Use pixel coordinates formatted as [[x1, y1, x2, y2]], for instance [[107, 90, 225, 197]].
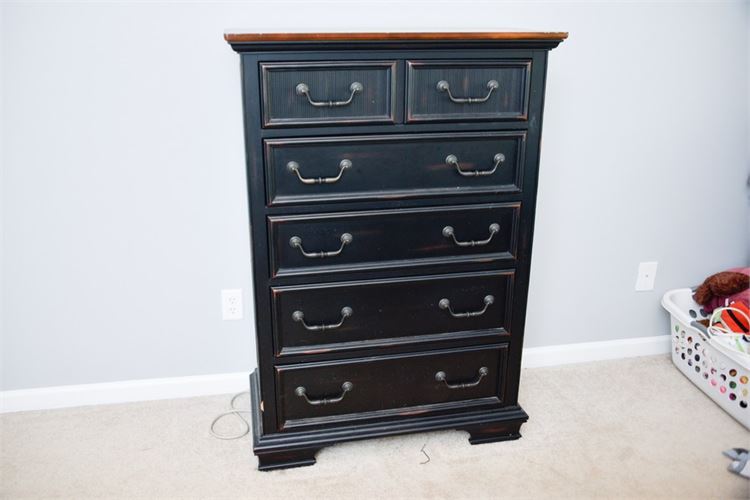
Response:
[[271, 270, 514, 356], [260, 61, 397, 127], [275, 344, 508, 430], [265, 131, 526, 206], [406, 59, 531, 122], [268, 203, 519, 277]]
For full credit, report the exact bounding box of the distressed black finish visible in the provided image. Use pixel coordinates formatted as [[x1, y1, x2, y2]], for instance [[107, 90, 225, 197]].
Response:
[[269, 203, 519, 277], [265, 131, 526, 205], [271, 270, 514, 356], [276, 344, 508, 430], [227, 33, 564, 471]]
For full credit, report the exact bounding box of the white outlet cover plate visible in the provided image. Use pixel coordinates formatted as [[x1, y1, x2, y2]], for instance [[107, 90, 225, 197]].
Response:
[[221, 289, 243, 320], [635, 261, 658, 291]]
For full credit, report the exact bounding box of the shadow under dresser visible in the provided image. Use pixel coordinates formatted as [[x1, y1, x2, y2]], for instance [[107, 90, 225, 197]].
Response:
[[224, 30, 567, 470]]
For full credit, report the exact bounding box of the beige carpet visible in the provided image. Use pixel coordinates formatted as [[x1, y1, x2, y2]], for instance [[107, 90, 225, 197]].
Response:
[[1, 355, 748, 499]]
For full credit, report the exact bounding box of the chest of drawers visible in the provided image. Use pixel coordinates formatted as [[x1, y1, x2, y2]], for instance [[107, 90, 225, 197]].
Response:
[[225, 30, 566, 470]]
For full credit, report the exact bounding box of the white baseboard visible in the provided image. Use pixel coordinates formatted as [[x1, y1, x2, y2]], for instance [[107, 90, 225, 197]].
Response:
[[521, 334, 671, 368], [0, 372, 249, 414], [1, 335, 670, 414]]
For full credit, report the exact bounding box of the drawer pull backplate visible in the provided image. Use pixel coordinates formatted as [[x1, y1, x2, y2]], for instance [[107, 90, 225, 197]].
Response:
[[435, 367, 489, 389], [289, 233, 353, 258], [436, 79, 499, 104], [296, 81, 363, 108], [292, 307, 353, 331], [287, 159, 351, 185], [442, 223, 500, 247], [295, 382, 354, 405], [445, 153, 505, 177], [439, 295, 494, 318]]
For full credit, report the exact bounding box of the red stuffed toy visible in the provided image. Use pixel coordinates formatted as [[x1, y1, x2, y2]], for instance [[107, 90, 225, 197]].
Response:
[[693, 267, 750, 313]]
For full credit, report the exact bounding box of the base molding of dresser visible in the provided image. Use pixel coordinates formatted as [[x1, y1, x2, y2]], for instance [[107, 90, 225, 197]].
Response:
[[462, 421, 523, 444], [256, 446, 321, 471], [249, 370, 528, 471]]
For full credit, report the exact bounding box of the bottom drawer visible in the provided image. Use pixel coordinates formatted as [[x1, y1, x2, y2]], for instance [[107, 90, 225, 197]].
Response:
[[275, 344, 508, 430]]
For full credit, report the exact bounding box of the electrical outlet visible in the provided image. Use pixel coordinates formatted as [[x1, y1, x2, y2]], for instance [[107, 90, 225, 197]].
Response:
[[221, 289, 243, 320], [635, 262, 658, 291]]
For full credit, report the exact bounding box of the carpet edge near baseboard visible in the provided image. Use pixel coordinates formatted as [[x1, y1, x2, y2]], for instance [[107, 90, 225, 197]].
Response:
[[0, 335, 670, 413]]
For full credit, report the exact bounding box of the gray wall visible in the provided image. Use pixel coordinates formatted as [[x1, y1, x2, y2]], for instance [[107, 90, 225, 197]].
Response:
[[2, 1, 748, 391]]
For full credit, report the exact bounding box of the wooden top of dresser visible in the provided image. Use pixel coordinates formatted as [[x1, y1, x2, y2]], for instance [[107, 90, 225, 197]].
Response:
[[224, 30, 568, 43]]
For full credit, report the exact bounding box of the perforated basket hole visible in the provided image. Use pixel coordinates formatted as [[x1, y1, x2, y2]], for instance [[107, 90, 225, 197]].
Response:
[[740, 376, 748, 384], [729, 369, 738, 377], [729, 393, 737, 401], [689, 309, 697, 318], [740, 401, 748, 409]]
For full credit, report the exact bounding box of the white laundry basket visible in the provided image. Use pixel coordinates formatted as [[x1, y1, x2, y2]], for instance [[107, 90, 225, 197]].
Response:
[[661, 288, 749, 429]]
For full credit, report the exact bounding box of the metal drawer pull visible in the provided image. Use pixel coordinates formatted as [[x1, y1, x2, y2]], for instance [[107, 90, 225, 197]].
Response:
[[289, 233, 352, 258], [295, 382, 353, 405], [292, 307, 353, 331], [439, 295, 494, 318], [295, 82, 363, 107], [436, 79, 499, 104], [442, 223, 500, 247], [435, 367, 489, 389], [287, 159, 351, 185], [445, 153, 505, 177]]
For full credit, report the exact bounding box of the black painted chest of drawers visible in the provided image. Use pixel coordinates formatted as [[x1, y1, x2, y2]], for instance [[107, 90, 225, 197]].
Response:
[[226, 30, 566, 470]]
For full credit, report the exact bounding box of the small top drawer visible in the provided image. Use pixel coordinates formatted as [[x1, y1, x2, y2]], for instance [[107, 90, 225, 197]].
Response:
[[406, 60, 531, 122], [260, 61, 397, 127]]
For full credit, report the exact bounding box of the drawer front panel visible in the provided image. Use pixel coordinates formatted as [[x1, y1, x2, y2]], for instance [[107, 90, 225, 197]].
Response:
[[406, 60, 531, 122], [276, 344, 508, 429], [272, 270, 514, 356], [265, 131, 525, 206], [261, 61, 397, 127], [269, 203, 519, 277]]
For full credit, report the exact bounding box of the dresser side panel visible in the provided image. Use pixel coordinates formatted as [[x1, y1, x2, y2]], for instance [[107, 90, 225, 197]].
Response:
[[241, 53, 279, 432], [503, 49, 550, 405]]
